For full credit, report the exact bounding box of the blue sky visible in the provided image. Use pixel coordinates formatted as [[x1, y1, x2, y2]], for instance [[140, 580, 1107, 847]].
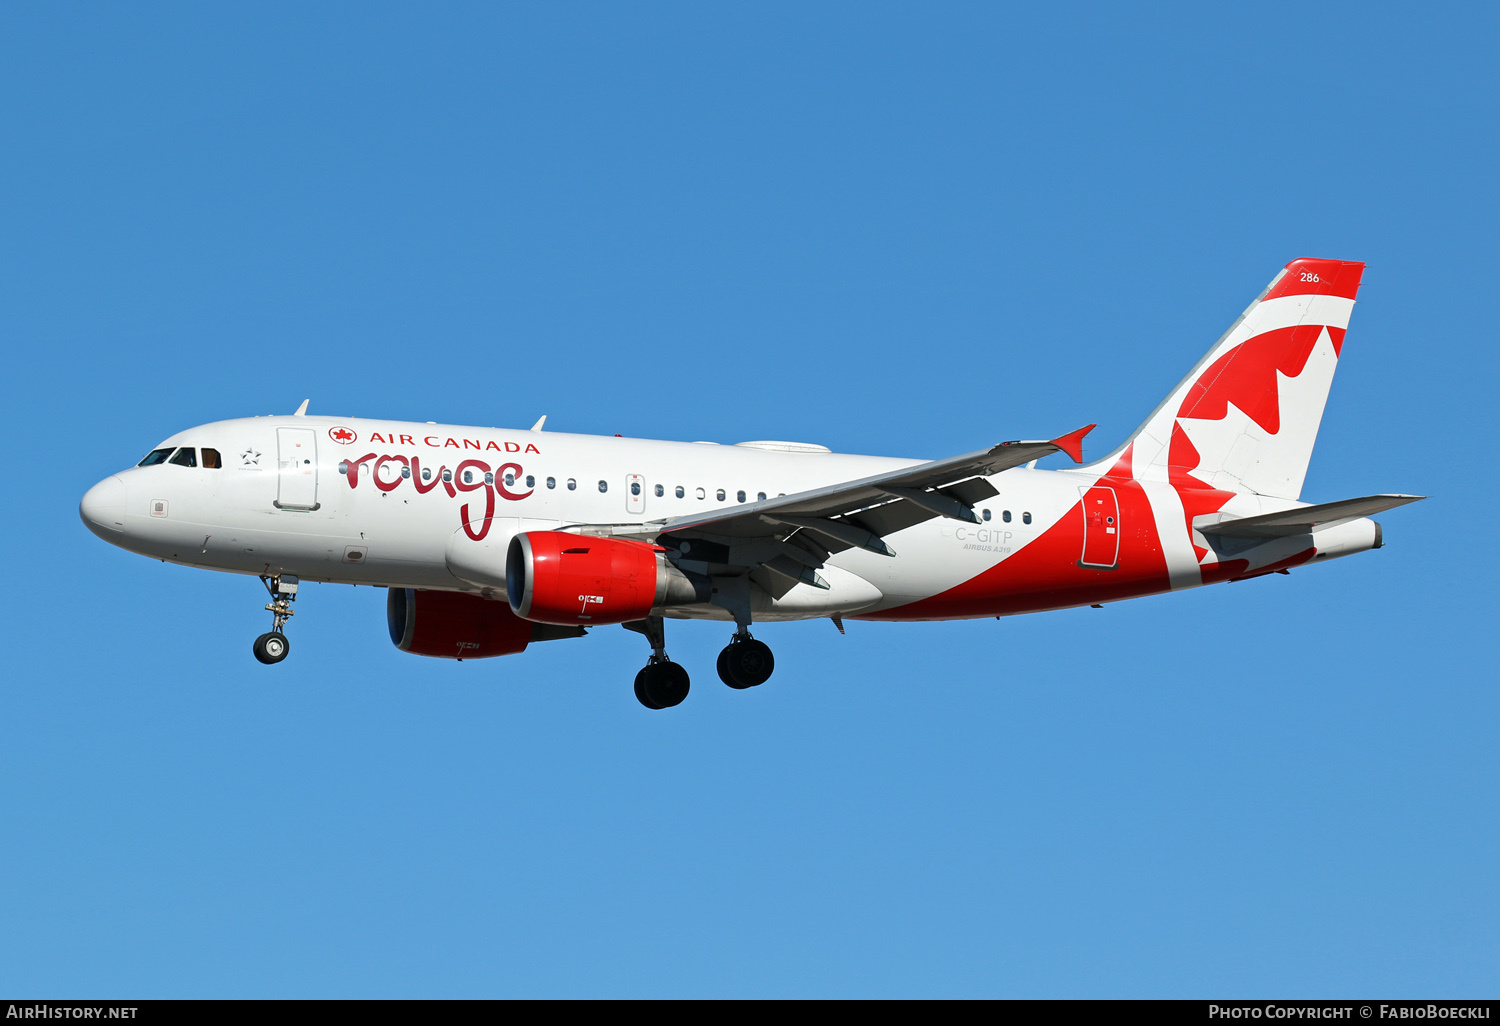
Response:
[[1, 3, 1495, 997]]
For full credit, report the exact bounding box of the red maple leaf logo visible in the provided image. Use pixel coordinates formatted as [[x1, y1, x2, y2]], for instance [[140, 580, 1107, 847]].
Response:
[[328, 426, 357, 444]]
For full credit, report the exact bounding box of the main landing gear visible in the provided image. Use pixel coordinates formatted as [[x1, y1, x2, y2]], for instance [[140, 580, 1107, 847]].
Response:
[[622, 618, 777, 709], [624, 616, 691, 709], [717, 631, 774, 690], [253, 573, 298, 665]]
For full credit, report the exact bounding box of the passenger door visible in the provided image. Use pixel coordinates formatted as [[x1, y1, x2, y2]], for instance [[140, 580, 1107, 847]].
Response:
[[275, 428, 319, 510], [1078, 485, 1119, 569]]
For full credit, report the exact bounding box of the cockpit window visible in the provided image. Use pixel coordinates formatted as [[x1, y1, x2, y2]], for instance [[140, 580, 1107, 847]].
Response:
[[201, 448, 222, 469], [138, 448, 174, 467], [169, 447, 197, 467]]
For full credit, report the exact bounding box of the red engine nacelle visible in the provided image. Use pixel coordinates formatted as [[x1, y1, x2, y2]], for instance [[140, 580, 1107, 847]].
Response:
[[387, 587, 583, 659], [507, 531, 700, 626]]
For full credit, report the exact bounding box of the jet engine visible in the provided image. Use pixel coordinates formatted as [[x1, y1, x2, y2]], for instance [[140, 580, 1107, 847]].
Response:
[[506, 531, 708, 626], [387, 587, 584, 659]]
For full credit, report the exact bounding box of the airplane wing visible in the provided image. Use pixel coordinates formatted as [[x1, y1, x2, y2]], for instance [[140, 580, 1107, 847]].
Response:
[[1196, 494, 1425, 539], [594, 425, 1094, 594]]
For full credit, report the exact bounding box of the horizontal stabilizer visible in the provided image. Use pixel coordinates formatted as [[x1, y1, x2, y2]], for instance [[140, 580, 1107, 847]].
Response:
[[1197, 494, 1424, 538]]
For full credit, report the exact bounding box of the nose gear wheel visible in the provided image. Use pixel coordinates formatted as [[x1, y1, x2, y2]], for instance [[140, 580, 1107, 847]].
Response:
[[253, 574, 299, 665], [253, 632, 290, 664]]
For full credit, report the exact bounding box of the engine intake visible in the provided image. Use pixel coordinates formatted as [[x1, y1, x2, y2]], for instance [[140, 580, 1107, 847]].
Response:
[[506, 531, 707, 626], [387, 587, 584, 659]]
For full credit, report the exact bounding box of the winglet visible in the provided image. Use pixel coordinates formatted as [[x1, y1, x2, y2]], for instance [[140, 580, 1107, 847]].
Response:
[[1049, 424, 1095, 464], [293, 399, 310, 417], [530, 415, 547, 432]]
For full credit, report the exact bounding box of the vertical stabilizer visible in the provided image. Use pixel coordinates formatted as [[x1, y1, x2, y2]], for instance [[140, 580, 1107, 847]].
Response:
[[1105, 258, 1364, 500]]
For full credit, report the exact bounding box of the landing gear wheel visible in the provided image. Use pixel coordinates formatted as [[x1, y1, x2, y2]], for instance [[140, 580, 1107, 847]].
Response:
[[635, 660, 690, 709], [633, 668, 663, 709], [717, 648, 744, 689], [719, 637, 774, 689], [253, 632, 290, 665]]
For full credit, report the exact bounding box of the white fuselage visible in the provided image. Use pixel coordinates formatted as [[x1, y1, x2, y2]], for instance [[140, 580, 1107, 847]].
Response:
[[79, 413, 1381, 625]]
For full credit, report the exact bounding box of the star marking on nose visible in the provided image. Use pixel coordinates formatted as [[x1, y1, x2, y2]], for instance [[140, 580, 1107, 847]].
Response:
[[240, 448, 262, 466]]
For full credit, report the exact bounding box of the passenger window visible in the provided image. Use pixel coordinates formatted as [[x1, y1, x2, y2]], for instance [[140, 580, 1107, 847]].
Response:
[[1002, 510, 1012, 523], [696, 487, 706, 499], [1023, 512, 1032, 525], [526, 475, 535, 488], [598, 480, 607, 493], [462, 470, 474, 485], [169, 448, 197, 467], [484, 472, 495, 486], [716, 489, 726, 502], [982, 509, 991, 522], [737, 490, 746, 503], [503, 472, 514, 486], [442, 469, 453, 483], [137, 448, 174, 467], [567, 479, 576, 490], [422, 467, 432, 481], [201, 448, 222, 469], [401, 465, 411, 479], [675, 485, 685, 498], [655, 484, 664, 497], [757, 492, 767, 501], [631, 481, 641, 496], [546, 477, 555, 489], [338, 461, 349, 475]]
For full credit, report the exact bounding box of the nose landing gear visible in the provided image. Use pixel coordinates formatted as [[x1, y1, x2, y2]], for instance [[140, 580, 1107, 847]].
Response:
[[624, 616, 690, 709], [717, 632, 774, 689], [253, 574, 298, 665]]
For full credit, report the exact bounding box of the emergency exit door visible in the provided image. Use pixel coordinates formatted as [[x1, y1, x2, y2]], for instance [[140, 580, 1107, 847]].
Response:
[[275, 428, 319, 510], [1079, 485, 1119, 569]]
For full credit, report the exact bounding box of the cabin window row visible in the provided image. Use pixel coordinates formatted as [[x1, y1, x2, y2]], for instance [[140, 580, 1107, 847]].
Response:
[[145, 451, 1001, 522], [632, 482, 767, 503], [335, 462, 772, 503], [980, 508, 1032, 524]]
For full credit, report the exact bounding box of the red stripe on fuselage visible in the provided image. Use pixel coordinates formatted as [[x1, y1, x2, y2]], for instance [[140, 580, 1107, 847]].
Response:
[[1198, 546, 1316, 586], [862, 446, 1172, 621]]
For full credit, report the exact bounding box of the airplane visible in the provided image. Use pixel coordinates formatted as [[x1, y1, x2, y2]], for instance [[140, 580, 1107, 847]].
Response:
[[79, 258, 1422, 709]]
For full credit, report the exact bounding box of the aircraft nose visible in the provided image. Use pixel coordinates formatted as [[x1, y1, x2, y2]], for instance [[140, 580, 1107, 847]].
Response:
[[80, 475, 127, 540]]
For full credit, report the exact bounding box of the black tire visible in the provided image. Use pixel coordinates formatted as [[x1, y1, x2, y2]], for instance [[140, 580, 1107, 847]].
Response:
[[718, 646, 754, 689], [634, 667, 663, 709], [639, 661, 690, 709], [722, 638, 774, 688], [253, 632, 290, 665]]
